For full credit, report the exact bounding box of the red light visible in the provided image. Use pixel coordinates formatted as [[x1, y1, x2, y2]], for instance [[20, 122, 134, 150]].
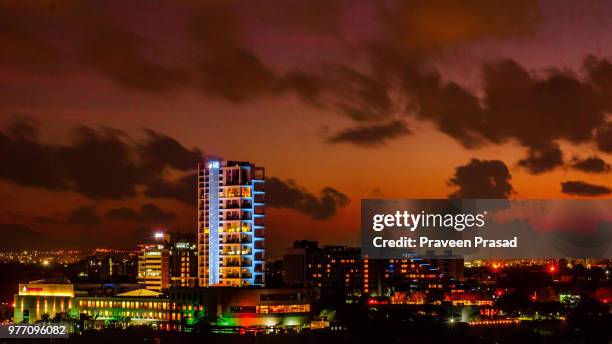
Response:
[[549, 266, 556, 273], [11, 303, 16, 308]]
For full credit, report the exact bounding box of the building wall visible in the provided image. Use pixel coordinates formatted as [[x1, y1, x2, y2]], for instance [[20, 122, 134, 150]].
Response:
[[138, 245, 170, 291], [170, 245, 198, 288], [13, 283, 75, 323], [72, 297, 176, 324], [198, 161, 266, 287], [171, 287, 311, 328], [14, 284, 312, 330]]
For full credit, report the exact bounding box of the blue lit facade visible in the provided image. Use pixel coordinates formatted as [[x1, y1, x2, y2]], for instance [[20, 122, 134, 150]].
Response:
[[198, 161, 265, 287]]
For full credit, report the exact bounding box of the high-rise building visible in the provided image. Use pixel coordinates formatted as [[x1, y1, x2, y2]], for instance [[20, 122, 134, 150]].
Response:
[[148, 231, 198, 288], [169, 234, 198, 288], [137, 244, 170, 292], [197, 160, 266, 287]]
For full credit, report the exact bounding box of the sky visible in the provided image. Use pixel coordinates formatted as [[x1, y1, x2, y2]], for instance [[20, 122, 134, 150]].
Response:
[[0, 0, 611, 258]]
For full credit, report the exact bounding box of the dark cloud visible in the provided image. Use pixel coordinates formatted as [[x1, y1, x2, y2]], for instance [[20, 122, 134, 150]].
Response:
[[570, 156, 611, 174], [266, 177, 349, 219], [0, 117, 67, 190], [382, 0, 541, 54], [316, 66, 393, 122], [449, 159, 514, 198], [561, 181, 611, 196], [0, 1, 544, 125], [390, 57, 612, 173], [33, 216, 58, 225], [328, 120, 410, 147], [144, 173, 196, 205], [3, 211, 25, 220], [517, 143, 564, 174], [140, 204, 176, 223], [189, 2, 279, 103], [66, 205, 101, 226], [0, 224, 52, 250], [0, 1, 189, 91], [80, 29, 189, 93], [253, 0, 343, 37], [105, 208, 139, 222], [59, 126, 141, 199], [404, 57, 611, 165], [139, 129, 203, 172], [186, 0, 542, 124], [596, 122, 612, 153], [0, 118, 204, 201], [1, 1, 610, 167], [106, 203, 176, 224], [0, 2, 66, 75]]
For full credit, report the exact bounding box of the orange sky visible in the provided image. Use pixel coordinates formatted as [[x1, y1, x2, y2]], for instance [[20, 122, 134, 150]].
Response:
[[0, 1, 611, 257]]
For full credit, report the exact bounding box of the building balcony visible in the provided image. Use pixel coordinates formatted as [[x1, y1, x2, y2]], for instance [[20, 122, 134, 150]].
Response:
[[222, 259, 253, 267], [223, 238, 252, 244], [222, 273, 253, 279], [223, 180, 252, 186], [222, 214, 252, 221], [223, 202, 252, 209]]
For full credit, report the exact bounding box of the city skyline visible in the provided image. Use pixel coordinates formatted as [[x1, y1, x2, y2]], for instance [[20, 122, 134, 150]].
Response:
[[0, 1, 611, 258]]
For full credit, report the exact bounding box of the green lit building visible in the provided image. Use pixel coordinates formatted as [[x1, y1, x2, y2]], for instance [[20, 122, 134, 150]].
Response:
[[14, 279, 311, 331]]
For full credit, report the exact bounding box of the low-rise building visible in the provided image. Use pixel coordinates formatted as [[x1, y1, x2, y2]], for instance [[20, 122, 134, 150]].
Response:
[[13, 279, 312, 332]]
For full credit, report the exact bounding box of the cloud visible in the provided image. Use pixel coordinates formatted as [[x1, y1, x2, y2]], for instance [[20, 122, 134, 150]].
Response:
[[0, 2, 67, 75], [0, 224, 52, 250], [189, 2, 279, 103], [0, 118, 348, 224], [517, 143, 564, 174], [58, 126, 142, 199], [382, 0, 541, 54], [561, 181, 611, 196], [106, 203, 176, 224], [570, 156, 611, 174], [266, 177, 349, 219], [394, 56, 611, 172], [80, 29, 189, 93], [139, 129, 203, 173], [449, 159, 514, 198], [596, 121, 612, 153], [66, 205, 101, 226], [3, 211, 25, 220], [0, 1, 545, 125], [0, 117, 68, 190], [0, 118, 204, 201], [33, 216, 58, 225], [2, 1, 610, 168], [328, 120, 410, 147], [144, 172, 196, 205]]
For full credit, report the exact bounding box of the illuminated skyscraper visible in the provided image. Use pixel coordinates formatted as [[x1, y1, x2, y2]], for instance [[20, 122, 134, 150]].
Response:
[[197, 161, 265, 287]]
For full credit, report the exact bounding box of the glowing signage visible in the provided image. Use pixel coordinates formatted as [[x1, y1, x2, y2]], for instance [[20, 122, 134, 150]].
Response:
[[18, 283, 74, 297]]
